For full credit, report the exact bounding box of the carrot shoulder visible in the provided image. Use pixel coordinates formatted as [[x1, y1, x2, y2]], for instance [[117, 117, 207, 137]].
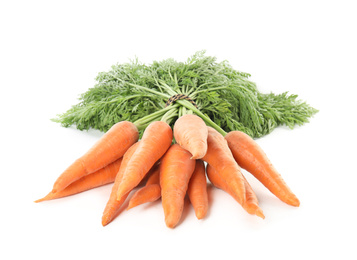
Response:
[[102, 142, 139, 226], [126, 164, 161, 210], [116, 121, 173, 201], [52, 121, 139, 193], [35, 158, 123, 203], [225, 131, 300, 207], [187, 159, 209, 219], [173, 114, 208, 159], [160, 144, 196, 228], [202, 127, 246, 205], [206, 164, 265, 219]]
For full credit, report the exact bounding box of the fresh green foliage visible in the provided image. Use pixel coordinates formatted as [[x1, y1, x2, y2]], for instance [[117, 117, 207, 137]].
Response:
[[52, 51, 318, 138]]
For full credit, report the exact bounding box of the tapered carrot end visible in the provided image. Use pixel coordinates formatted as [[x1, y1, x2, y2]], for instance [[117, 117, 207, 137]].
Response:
[[195, 211, 207, 220], [194, 206, 208, 220], [293, 197, 300, 207], [189, 148, 207, 160], [126, 203, 135, 211], [34, 191, 54, 203], [164, 210, 182, 228], [255, 208, 265, 219], [285, 196, 300, 207], [165, 218, 178, 229], [116, 193, 124, 202], [116, 186, 128, 202], [34, 198, 45, 203], [101, 215, 111, 227]]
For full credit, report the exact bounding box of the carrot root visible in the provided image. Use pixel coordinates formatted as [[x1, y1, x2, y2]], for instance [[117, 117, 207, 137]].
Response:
[[52, 121, 138, 193], [225, 131, 300, 207], [35, 158, 123, 202], [116, 121, 172, 201], [173, 114, 208, 159], [187, 159, 209, 220], [160, 144, 196, 228]]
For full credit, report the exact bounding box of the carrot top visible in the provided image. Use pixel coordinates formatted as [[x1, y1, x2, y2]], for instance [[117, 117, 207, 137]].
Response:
[[52, 51, 318, 138]]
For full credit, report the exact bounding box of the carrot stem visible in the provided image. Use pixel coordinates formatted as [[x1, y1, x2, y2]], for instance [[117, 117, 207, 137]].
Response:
[[133, 104, 179, 130], [121, 78, 228, 136]]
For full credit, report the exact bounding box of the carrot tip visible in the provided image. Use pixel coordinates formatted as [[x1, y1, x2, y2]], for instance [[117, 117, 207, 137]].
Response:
[[34, 197, 47, 203], [286, 197, 300, 207], [255, 208, 265, 219], [101, 216, 110, 227], [194, 208, 207, 220], [126, 204, 134, 211]]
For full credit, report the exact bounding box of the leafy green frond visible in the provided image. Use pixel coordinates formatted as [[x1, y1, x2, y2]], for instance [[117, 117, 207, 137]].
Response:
[[52, 51, 318, 138]]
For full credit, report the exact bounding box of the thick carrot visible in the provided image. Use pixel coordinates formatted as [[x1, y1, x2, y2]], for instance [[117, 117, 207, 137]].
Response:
[[126, 164, 161, 210], [225, 131, 300, 207], [35, 158, 123, 203], [206, 164, 265, 219], [52, 121, 139, 193], [116, 121, 173, 201], [160, 144, 196, 228], [173, 114, 208, 159], [187, 159, 209, 219], [202, 127, 246, 205], [102, 142, 139, 226]]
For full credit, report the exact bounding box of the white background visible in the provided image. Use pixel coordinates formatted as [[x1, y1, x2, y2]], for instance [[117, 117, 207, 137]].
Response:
[[1, 0, 356, 259]]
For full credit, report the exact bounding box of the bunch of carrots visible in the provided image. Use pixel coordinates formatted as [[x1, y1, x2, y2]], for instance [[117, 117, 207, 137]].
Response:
[[36, 114, 300, 228]]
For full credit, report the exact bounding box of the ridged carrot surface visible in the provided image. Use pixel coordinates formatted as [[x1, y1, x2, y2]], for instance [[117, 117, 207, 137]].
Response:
[[202, 127, 246, 205], [225, 131, 300, 207], [35, 158, 123, 202], [173, 114, 208, 159], [102, 142, 139, 226], [116, 121, 173, 201], [126, 164, 161, 210], [160, 144, 196, 228], [52, 121, 139, 193], [207, 164, 265, 219], [187, 159, 209, 219]]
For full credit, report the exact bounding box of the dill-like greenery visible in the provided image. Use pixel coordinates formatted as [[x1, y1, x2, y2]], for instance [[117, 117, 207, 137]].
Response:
[[52, 51, 318, 138]]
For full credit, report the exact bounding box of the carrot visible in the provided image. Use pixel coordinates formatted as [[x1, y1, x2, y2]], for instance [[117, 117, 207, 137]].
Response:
[[187, 159, 209, 219], [206, 164, 265, 219], [160, 144, 196, 228], [202, 127, 246, 205], [52, 121, 139, 193], [242, 174, 265, 219], [225, 131, 300, 207], [126, 164, 161, 210], [116, 121, 173, 201], [35, 158, 123, 203], [102, 142, 139, 226], [173, 114, 208, 159]]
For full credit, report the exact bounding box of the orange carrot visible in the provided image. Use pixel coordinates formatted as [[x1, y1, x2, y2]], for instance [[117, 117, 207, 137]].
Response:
[[187, 159, 209, 219], [242, 174, 265, 219], [206, 164, 265, 219], [225, 131, 300, 207], [102, 142, 139, 226], [202, 127, 246, 205], [126, 164, 161, 210], [52, 121, 139, 193], [116, 121, 173, 201], [173, 114, 208, 159], [35, 158, 123, 203], [160, 144, 196, 228]]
